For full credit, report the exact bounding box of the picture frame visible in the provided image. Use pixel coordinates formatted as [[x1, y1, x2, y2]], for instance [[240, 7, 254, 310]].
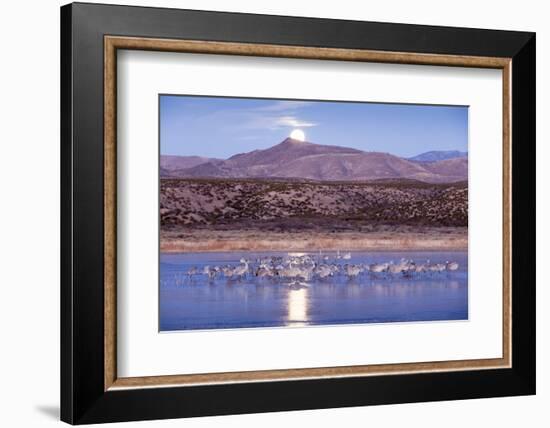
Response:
[[61, 2, 535, 424]]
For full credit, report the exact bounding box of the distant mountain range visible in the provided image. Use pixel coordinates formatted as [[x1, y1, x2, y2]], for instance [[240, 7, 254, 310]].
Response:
[[407, 150, 468, 162], [161, 138, 468, 183], [160, 154, 220, 176]]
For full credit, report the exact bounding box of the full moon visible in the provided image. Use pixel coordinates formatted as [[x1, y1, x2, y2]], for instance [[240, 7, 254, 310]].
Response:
[[290, 129, 306, 141]]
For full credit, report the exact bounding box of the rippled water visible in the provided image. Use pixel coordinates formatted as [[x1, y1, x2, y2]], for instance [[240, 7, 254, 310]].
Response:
[[160, 251, 468, 331]]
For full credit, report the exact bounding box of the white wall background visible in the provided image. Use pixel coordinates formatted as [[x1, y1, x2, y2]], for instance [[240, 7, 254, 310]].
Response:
[[0, 0, 546, 426]]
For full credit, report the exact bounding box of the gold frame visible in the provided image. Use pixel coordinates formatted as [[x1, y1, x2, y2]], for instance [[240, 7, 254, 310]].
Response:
[[104, 36, 512, 391]]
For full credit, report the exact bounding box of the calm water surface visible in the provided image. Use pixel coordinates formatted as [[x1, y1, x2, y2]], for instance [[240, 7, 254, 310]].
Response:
[[160, 251, 468, 331]]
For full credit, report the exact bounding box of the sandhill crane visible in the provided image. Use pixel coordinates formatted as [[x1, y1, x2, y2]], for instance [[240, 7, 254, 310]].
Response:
[[221, 265, 234, 279], [187, 266, 198, 277], [344, 264, 362, 278], [388, 263, 404, 275], [255, 266, 272, 278], [369, 262, 388, 277], [232, 261, 249, 279], [314, 264, 332, 279], [202, 265, 217, 280], [277, 263, 304, 279], [446, 261, 459, 271], [402, 261, 416, 277], [179, 252, 462, 287], [429, 263, 446, 274]]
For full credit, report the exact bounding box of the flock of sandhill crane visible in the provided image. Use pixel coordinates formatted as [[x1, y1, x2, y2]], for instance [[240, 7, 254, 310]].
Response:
[[183, 252, 460, 284]]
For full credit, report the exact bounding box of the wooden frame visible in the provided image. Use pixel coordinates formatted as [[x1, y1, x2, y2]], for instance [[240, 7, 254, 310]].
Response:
[[104, 36, 513, 390], [62, 2, 535, 424]]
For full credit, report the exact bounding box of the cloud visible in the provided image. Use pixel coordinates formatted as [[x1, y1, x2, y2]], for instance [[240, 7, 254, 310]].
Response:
[[241, 101, 318, 130], [239, 114, 317, 131], [186, 99, 318, 132], [273, 116, 317, 128]]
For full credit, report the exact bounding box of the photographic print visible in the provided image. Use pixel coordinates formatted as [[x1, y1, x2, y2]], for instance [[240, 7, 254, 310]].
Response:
[[159, 95, 468, 331]]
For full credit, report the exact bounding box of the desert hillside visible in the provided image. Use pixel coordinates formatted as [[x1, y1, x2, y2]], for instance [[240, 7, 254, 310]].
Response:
[[160, 178, 467, 232]]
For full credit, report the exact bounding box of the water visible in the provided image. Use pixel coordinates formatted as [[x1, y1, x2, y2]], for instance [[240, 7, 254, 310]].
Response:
[[160, 251, 468, 331]]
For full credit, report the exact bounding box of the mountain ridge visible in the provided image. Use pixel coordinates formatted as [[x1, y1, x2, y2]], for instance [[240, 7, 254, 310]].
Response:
[[408, 150, 468, 162], [161, 138, 467, 183]]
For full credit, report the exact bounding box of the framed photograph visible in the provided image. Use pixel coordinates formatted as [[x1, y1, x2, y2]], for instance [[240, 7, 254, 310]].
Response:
[[61, 2, 535, 424]]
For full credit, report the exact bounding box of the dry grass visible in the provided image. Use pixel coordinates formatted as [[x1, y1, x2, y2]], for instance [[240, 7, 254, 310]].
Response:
[[161, 228, 468, 252]]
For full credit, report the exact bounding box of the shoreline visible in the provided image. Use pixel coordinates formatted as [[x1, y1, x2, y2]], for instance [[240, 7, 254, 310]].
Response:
[[160, 230, 468, 253]]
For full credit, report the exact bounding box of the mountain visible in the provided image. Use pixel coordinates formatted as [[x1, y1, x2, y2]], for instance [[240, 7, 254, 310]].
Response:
[[421, 157, 468, 182], [166, 138, 467, 183], [160, 155, 219, 176], [228, 137, 361, 166], [408, 150, 468, 162], [273, 151, 432, 182], [184, 138, 366, 178]]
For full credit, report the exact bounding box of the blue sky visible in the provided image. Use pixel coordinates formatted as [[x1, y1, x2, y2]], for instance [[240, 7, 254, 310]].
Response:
[[160, 95, 468, 159]]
